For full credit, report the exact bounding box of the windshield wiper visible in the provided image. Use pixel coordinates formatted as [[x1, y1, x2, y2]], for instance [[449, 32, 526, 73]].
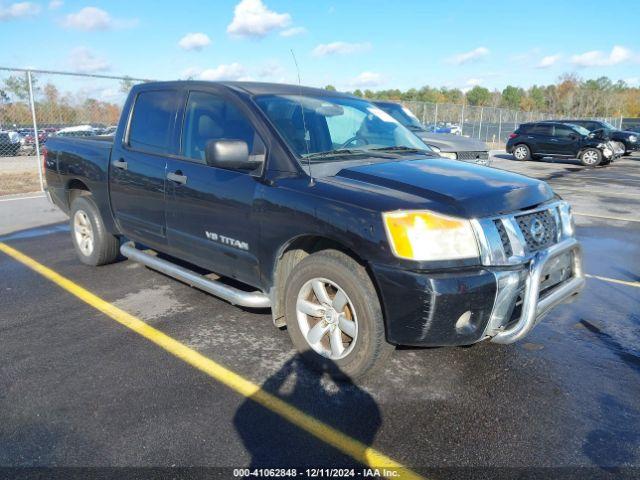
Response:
[[302, 148, 362, 159], [369, 146, 432, 154], [303, 148, 398, 161]]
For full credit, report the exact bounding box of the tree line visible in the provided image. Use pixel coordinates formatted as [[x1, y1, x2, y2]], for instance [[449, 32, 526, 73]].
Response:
[[327, 74, 640, 117]]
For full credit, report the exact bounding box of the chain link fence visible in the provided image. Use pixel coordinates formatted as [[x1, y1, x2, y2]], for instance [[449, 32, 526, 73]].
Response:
[[0, 67, 635, 197], [0, 67, 146, 197]]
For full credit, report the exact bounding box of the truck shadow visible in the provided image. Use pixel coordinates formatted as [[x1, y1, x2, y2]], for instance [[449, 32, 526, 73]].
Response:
[[233, 355, 381, 468]]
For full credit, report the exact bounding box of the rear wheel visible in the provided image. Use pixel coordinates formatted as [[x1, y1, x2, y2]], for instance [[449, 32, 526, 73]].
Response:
[[70, 195, 120, 266], [513, 144, 531, 161], [284, 250, 394, 380], [579, 148, 602, 167]]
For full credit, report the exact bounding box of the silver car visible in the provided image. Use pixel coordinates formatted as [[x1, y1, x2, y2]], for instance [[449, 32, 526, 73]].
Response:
[[374, 101, 491, 166]]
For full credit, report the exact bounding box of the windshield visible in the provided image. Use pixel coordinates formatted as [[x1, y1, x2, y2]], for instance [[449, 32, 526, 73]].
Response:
[[255, 94, 429, 161], [377, 103, 424, 130]]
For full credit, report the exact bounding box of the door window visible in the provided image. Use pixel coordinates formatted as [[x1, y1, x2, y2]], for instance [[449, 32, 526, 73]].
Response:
[[181, 91, 263, 164], [128, 90, 178, 154], [554, 125, 576, 138]]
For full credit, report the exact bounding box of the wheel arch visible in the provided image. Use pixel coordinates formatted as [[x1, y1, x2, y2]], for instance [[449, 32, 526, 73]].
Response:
[[270, 234, 368, 327], [66, 178, 91, 207]]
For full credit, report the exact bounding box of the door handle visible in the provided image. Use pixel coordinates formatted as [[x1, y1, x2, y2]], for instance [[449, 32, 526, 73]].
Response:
[[167, 171, 187, 185], [113, 159, 128, 170], [550, 138, 559, 142]]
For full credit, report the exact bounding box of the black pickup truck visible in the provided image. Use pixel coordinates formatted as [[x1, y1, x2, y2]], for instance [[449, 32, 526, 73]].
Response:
[[44, 81, 585, 379]]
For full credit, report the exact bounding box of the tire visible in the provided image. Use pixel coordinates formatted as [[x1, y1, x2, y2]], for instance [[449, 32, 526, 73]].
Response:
[[284, 250, 394, 380], [513, 144, 531, 161], [70, 194, 120, 266], [579, 148, 602, 167]]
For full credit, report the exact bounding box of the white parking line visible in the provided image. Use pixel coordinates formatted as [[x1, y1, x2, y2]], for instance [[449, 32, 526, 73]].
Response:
[[574, 212, 640, 223], [0, 193, 46, 202], [586, 274, 640, 289], [553, 187, 640, 198]]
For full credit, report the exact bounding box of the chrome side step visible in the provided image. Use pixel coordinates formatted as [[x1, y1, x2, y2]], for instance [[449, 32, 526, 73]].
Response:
[[120, 241, 271, 309]]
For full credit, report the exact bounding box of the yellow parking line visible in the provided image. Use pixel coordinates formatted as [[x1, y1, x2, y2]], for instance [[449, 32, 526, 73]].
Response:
[[585, 274, 640, 289], [0, 242, 423, 479]]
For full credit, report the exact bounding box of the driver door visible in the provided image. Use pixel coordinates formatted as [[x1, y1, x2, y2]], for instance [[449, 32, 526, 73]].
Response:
[[164, 89, 266, 286]]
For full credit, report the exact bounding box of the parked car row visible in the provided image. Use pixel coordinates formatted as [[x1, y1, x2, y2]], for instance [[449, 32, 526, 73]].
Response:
[[0, 124, 117, 156], [506, 119, 635, 167]]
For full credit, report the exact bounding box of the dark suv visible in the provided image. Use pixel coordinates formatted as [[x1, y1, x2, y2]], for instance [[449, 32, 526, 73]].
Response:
[[553, 119, 638, 155], [506, 122, 617, 167]]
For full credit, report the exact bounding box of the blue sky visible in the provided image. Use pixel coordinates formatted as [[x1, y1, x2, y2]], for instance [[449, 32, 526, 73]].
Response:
[[1, 0, 639, 99]]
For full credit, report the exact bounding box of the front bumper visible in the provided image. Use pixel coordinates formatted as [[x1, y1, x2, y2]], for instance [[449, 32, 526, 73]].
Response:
[[372, 237, 584, 347]]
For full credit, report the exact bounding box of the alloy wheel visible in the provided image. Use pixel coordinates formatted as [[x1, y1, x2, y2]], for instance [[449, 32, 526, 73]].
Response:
[[73, 209, 94, 256], [296, 278, 358, 360]]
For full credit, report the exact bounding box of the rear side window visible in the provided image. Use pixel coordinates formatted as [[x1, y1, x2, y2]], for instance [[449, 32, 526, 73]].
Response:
[[529, 124, 553, 135], [128, 90, 178, 154]]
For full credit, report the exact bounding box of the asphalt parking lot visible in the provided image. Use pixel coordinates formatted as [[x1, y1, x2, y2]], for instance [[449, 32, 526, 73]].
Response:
[[1, 152, 639, 478]]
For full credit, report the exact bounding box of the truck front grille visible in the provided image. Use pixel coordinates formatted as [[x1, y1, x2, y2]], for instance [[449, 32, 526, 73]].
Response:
[[457, 151, 489, 160], [494, 220, 513, 257], [515, 210, 558, 253]]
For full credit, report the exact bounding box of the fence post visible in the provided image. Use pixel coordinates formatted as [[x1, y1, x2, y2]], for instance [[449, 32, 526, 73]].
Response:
[[478, 107, 483, 140], [433, 103, 438, 129], [498, 109, 502, 145], [460, 102, 465, 136], [27, 70, 44, 193]]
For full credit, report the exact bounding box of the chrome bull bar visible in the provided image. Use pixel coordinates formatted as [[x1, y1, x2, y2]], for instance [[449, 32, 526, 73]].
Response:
[[491, 237, 585, 344]]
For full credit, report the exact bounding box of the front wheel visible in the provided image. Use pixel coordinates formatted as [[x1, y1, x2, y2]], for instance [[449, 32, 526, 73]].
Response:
[[513, 144, 531, 161], [284, 250, 394, 380], [579, 148, 602, 167]]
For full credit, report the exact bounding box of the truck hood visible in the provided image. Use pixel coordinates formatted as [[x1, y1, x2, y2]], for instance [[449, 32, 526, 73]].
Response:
[[415, 131, 488, 152], [335, 157, 554, 218]]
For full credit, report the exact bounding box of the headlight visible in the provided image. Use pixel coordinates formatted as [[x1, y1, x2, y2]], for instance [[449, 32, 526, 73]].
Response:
[[629, 135, 637, 143], [383, 210, 479, 261], [438, 151, 457, 160], [558, 202, 575, 237], [428, 144, 441, 153]]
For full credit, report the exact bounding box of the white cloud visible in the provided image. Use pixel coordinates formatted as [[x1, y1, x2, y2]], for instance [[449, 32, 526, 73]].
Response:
[[447, 47, 489, 65], [537, 54, 562, 69], [280, 26, 306, 37], [257, 60, 285, 79], [349, 71, 382, 88], [48, 0, 63, 9], [312, 41, 371, 57], [0, 2, 41, 20], [465, 78, 482, 86], [68, 47, 110, 73], [183, 63, 250, 81], [227, 0, 291, 38], [178, 32, 211, 51], [61, 6, 137, 31], [571, 45, 633, 67]]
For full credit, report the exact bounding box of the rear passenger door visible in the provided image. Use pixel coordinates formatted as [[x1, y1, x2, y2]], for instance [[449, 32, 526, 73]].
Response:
[[527, 123, 554, 154], [164, 89, 266, 286], [110, 89, 180, 247]]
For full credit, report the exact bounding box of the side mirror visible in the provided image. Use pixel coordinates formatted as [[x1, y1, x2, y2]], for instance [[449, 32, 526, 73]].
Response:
[[205, 139, 258, 171]]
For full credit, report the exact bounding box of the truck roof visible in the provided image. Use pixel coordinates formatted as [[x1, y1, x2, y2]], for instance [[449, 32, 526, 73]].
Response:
[[135, 80, 354, 98]]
